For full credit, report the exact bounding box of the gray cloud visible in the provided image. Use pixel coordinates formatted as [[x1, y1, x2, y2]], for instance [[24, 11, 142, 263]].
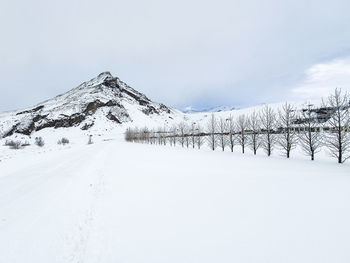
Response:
[[1, 0, 350, 111]]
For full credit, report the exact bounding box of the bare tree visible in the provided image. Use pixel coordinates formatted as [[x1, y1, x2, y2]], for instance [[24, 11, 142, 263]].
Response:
[[247, 111, 261, 155], [191, 123, 196, 149], [196, 124, 204, 149], [184, 124, 190, 148], [323, 88, 350, 163], [236, 114, 247, 153], [278, 103, 298, 158], [218, 117, 228, 151], [167, 127, 174, 146], [207, 114, 217, 151], [298, 104, 322, 161], [150, 129, 156, 145], [162, 126, 168, 146], [172, 126, 178, 146], [146, 128, 152, 144], [259, 105, 277, 156], [158, 128, 163, 145], [227, 115, 235, 152], [178, 122, 186, 147]]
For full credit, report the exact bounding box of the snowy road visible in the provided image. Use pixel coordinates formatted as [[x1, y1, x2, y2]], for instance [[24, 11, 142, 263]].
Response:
[[0, 140, 350, 263]]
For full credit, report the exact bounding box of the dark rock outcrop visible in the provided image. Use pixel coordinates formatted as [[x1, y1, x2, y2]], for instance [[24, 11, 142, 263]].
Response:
[[16, 105, 44, 115], [106, 112, 122, 123]]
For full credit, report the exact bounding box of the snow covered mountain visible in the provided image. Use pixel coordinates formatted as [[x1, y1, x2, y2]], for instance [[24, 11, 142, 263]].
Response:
[[0, 72, 180, 138], [183, 105, 237, 113]]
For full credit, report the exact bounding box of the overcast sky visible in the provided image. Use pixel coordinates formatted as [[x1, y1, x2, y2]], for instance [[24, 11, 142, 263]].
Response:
[[1, 0, 350, 112]]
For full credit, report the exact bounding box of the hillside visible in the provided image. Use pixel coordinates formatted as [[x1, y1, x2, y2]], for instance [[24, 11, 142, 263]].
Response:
[[0, 72, 180, 138]]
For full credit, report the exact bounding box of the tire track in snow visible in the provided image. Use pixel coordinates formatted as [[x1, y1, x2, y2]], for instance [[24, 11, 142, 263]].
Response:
[[0, 143, 110, 262], [0, 146, 105, 232], [65, 146, 107, 263]]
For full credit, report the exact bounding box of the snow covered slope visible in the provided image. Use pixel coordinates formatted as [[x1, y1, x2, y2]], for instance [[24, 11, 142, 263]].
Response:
[[183, 105, 237, 113], [0, 72, 180, 138], [0, 138, 349, 263]]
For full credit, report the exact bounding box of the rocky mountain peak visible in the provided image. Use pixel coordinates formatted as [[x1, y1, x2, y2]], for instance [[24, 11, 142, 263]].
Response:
[[78, 71, 114, 90], [0, 72, 176, 138]]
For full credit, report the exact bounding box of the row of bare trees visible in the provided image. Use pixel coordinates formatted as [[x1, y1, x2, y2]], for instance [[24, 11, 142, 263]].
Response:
[[125, 88, 350, 163]]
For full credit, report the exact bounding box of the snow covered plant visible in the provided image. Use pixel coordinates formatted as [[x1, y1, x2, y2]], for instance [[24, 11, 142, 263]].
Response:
[[322, 88, 350, 163], [57, 138, 70, 145], [298, 104, 322, 161], [34, 137, 45, 147], [4, 139, 15, 147], [206, 114, 217, 151], [277, 103, 298, 158], [259, 105, 277, 157], [8, 140, 23, 150]]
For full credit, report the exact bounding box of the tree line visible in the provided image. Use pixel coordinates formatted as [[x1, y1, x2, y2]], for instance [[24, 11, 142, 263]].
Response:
[[125, 88, 350, 163]]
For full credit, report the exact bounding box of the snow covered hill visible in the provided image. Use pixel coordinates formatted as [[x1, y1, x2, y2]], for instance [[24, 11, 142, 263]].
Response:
[[183, 105, 237, 113], [0, 72, 181, 138]]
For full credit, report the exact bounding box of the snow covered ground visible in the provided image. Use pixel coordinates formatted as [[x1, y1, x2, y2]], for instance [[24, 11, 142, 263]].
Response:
[[0, 132, 350, 263]]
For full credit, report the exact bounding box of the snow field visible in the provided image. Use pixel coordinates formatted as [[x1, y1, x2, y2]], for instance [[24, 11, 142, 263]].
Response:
[[0, 137, 349, 263]]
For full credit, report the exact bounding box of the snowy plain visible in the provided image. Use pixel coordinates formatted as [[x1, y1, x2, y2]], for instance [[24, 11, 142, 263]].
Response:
[[0, 128, 349, 263]]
